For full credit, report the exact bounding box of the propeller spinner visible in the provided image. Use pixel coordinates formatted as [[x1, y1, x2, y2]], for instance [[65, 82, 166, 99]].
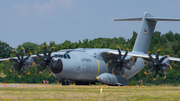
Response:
[[142, 49, 172, 81]]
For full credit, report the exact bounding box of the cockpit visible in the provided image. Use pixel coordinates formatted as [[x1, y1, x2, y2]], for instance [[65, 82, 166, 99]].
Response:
[[53, 54, 71, 59]]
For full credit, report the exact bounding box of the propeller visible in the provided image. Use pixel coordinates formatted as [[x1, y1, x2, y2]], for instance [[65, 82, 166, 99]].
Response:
[[35, 45, 55, 76], [8, 46, 33, 78], [142, 49, 172, 81], [106, 46, 134, 77]]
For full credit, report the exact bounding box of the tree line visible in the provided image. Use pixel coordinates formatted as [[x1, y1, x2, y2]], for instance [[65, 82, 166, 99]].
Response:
[[0, 31, 180, 85]]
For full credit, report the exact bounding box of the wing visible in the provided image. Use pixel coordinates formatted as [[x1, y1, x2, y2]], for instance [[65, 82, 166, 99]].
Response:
[[0, 54, 43, 62], [107, 50, 180, 62]]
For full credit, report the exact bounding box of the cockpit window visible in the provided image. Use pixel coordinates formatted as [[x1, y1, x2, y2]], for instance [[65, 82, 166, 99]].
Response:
[[67, 54, 70, 59], [54, 54, 71, 59], [64, 54, 67, 59], [54, 54, 63, 58]]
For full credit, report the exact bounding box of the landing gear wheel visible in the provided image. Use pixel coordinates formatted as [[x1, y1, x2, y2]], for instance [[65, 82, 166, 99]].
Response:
[[62, 80, 70, 85]]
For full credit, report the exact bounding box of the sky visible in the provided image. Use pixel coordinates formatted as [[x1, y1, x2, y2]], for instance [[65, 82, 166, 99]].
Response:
[[1, 0, 180, 48]]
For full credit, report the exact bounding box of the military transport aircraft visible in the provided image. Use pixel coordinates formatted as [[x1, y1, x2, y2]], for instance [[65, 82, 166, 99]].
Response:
[[1, 12, 180, 85]]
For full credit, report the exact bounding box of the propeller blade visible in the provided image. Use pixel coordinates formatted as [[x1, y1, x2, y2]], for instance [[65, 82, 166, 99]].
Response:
[[160, 68, 166, 79], [17, 66, 21, 77], [48, 47, 55, 58], [156, 49, 161, 61], [39, 63, 47, 73], [143, 61, 153, 66], [12, 50, 20, 60], [42, 45, 47, 57], [21, 46, 25, 60], [8, 59, 17, 62], [23, 52, 32, 61], [116, 46, 121, 58], [123, 64, 132, 70], [153, 69, 159, 81], [123, 57, 134, 63], [106, 60, 117, 66], [159, 55, 168, 63], [122, 48, 129, 61], [144, 67, 155, 74], [148, 51, 155, 63], [10, 64, 17, 72], [36, 61, 44, 65], [49, 70, 51, 76], [119, 66, 125, 77], [36, 53, 44, 59], [160, 63, 172, 70], [112, 67, 115, 75], [22, 66, 30, 74]]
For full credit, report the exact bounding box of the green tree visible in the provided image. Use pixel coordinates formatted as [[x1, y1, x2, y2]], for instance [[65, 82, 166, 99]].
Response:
[[0, 41, 13, 58]]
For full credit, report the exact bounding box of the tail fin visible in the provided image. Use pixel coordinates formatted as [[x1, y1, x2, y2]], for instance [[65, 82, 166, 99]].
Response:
[[115, 12, 180, 53]]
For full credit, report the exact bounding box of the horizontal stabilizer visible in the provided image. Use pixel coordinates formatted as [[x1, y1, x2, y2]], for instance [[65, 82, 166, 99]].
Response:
[[114, 18, 142, 21], [115, 17, 180, 22], [145, 17, 180, 21]]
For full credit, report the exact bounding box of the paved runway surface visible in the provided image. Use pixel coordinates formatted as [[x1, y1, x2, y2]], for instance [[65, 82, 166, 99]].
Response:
[[0, 84, 60, 87]]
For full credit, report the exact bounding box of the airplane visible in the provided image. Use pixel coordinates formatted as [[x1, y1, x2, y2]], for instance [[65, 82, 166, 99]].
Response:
[[1, 12, 180, 85]]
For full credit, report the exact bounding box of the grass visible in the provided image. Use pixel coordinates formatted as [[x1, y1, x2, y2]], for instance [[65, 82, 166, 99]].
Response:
[[0, 84, 180, 101]]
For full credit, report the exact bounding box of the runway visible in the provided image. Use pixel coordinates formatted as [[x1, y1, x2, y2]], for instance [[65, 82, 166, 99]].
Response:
[[0, 83, 60, 87]]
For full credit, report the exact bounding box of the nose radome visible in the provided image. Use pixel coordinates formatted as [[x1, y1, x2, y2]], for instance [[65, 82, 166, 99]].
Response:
[[49, 59, 63, 74]]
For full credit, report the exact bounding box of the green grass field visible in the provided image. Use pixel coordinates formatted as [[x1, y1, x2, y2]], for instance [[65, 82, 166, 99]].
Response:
[[0, 84, 180, 101]]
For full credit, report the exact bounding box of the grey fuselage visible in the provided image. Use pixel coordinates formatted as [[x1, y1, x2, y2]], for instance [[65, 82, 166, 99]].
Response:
[[49, 48, 144, 83]]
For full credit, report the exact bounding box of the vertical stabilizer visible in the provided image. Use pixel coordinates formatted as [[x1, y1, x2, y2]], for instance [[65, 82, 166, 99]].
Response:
[[115, 12, 180, 53], [132, 12, 156, 53]]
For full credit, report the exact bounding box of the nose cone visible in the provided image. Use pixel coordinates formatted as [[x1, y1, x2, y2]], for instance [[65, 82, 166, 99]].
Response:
[[49, 59, 63, 74]]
